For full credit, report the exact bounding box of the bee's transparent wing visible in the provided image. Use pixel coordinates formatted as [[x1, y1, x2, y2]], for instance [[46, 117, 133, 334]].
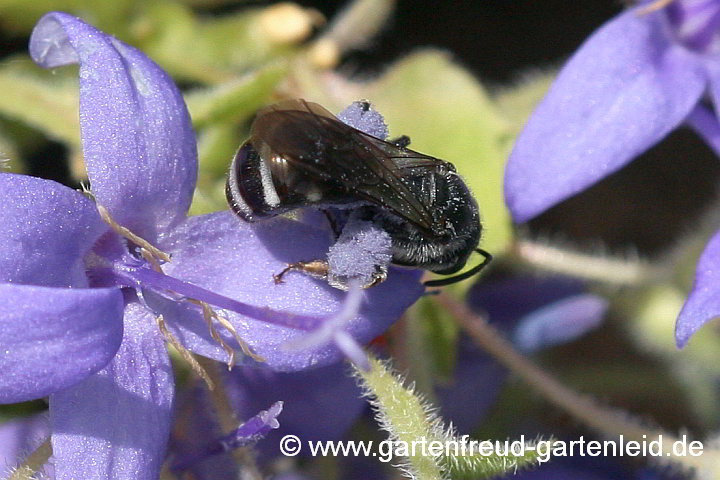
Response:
[[251, 99, 450, 233]]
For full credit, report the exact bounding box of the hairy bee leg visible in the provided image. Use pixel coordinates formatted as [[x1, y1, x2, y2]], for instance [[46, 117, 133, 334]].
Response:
[[273, 260, 330, 284], [388, 135, 411, 148], [365, 265, 388, 288]]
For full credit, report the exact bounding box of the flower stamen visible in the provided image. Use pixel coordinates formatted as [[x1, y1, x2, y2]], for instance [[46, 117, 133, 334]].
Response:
[[188, 299, 266, 368], [96, 204, 171, 263], [93, 206, 264, 365], [156, 314, 215, 390], [635, 0, 676, 16], [140, 247, 164, 272]]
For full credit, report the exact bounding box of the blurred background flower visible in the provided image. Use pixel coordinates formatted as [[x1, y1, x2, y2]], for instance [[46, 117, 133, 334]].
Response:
[[2, 0, 720, 479]]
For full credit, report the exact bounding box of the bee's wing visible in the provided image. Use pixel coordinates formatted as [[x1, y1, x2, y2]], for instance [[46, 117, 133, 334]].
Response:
[[252, 99, 447, 233]]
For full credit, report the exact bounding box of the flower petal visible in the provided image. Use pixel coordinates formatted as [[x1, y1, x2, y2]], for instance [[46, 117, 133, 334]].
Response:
[[29, 12, 197, 237], [0, 283, 123, 404], [50, 302, 173, 480], [468, 275, 587, 329], [686, 104, 720, 156], [676, 229, 720, 347], [513, 293, 608, 353], [158, 211, 424, 371], [0, 173, 106, 288], [504, 7, 707, 222]]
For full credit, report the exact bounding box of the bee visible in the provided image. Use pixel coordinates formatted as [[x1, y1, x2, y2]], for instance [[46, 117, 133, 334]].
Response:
[[226, 99, 490, 289]]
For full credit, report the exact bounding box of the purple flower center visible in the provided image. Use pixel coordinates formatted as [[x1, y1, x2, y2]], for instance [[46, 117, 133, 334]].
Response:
[[85, 229, 325, 332], [665, 0, 720, 53]]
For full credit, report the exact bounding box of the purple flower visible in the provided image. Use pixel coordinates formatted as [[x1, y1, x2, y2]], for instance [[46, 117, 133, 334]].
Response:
[[503, 0, 720, 347], [224, 362, 366, 460], [170, 361, 366, 477], [170, 399, 283, 474], [1, 12, 422, 479]]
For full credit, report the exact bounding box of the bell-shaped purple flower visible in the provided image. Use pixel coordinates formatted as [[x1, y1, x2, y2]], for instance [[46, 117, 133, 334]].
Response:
[[1, 12, 423, 479], [503, 0, 720, 348]]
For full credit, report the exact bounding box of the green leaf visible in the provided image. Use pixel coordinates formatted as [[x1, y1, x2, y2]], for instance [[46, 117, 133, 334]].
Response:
[[133, 2, 311, 83], [195, 122, 244, 178], [493, 69, 556, 135], [364, 52, 513, 255], [186, 61, 288, 128], [0, 57, 80, 149], [0, 0, 137, 36]]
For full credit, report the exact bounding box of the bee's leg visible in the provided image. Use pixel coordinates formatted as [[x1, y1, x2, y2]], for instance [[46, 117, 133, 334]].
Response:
[[320, 208, 344, 238], [388, 135, 411, 148], [273, 260, 329, 284]]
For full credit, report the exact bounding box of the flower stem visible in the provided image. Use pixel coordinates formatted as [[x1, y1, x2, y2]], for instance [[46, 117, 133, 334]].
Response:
[[9, 438, 51, 480], [309, 0, 396, 68], [510, 238, 662, 285], [435, 293, 720, 475]]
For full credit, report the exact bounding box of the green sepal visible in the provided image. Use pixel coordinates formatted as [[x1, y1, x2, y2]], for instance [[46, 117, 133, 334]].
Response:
[[132, 2, 306, 84], [0, 57, 80, 149], [446, 437, 550, 480]]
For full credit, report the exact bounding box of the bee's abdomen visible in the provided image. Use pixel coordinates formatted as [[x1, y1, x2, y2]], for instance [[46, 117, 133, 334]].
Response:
[[226, 142, 286, 222]]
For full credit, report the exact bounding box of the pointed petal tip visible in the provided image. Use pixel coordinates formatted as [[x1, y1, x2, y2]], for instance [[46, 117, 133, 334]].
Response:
[[29, 12, 79, 68], [504, 7, 706, 222], [674, 305, 707, 349], [30, 12, 197, 236], [674, 229, 720, 348]]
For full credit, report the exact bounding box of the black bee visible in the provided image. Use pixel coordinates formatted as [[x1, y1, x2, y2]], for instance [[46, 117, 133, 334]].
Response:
[[226, 99, 490, 288]]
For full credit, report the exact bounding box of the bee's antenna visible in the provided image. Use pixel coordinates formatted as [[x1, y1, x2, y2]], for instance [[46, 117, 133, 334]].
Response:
[[423, 248, 492, 288]]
